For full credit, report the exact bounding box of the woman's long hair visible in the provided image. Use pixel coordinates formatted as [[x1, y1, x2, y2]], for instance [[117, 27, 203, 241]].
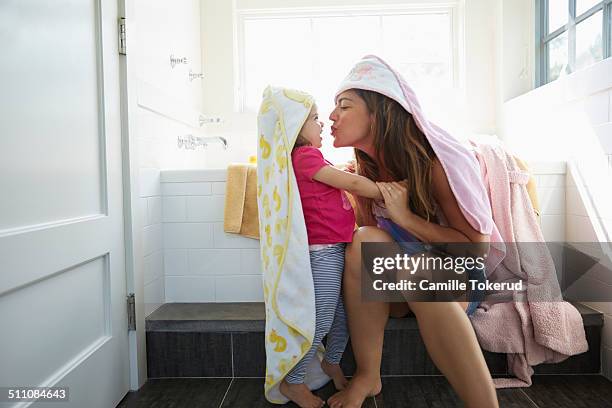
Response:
[[353, 89, 437, 224]]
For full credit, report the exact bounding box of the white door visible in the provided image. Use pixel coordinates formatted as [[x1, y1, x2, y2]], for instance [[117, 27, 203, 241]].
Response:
[[0, 1, 130, 407]]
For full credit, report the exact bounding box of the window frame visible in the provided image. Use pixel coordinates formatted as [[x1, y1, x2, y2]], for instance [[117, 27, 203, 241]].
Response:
[[235, 3, 464, 113], [536, 0, 612, 86]]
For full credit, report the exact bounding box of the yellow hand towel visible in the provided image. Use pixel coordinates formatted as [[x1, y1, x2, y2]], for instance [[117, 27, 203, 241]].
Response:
[[224, 163, 260, 239], [513, 156, 541, 219]]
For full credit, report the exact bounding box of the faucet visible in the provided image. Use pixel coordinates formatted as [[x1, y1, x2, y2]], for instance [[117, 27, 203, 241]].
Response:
[[200, 136, 227, 150], [177, 135, 228, 150]]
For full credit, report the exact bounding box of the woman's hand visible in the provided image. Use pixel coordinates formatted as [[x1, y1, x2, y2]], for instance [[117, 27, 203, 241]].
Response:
[[338, 159, 356, 173], [376, 181, 413, 225]]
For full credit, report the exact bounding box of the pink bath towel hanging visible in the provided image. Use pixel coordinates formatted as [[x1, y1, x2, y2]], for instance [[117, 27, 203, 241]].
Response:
[[469, 139, 588, 388]]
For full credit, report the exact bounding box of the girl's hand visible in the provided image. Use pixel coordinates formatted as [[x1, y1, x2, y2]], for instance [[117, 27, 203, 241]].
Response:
[[376, 181, 412, 224]]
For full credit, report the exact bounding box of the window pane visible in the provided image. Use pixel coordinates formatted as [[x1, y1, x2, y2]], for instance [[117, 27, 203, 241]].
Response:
[[310, 15, 380, 163], [548, 0, 568, 33], [381, 13, 452, 89], [243, 18, 312, 111], [576, 0, 601, 17], [311, 15, 379, 107], [547, 32, 568, 82], [575, 11, 603, 71]]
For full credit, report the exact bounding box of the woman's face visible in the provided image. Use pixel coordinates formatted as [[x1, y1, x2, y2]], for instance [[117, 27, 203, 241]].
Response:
[[328, 90, 373, 149]]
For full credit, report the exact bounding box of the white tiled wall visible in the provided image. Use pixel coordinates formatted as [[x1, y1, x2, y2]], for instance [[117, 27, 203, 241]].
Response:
[[503, 58, 612, 380], [161, 170, 263, 303], [139, 169, 165, 317], [530, 163, 567, 242], [133, 0, 212, 317]]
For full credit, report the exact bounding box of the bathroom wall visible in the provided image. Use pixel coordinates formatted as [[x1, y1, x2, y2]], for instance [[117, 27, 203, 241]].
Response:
[[502, 57, 612, 380], [133, 0, 216, 316], [160, 170, 262, 303]]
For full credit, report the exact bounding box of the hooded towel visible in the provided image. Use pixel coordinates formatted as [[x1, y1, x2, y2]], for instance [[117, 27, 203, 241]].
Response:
[[256, 86, 330, 403]]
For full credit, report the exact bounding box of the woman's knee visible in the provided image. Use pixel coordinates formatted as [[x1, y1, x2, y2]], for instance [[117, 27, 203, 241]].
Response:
[[345, 227, 394, 278], [347, 227, 394, 254]]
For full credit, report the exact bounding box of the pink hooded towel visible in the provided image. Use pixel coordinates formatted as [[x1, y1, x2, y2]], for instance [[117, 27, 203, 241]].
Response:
[[335, 55, 505, 269]]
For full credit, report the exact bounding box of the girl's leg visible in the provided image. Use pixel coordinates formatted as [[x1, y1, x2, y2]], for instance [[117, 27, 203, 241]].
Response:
[[328, 227, 392, 408], [321, 293, 349, 389], [323, 294, 349, 365], [281, 246, 344, 408]]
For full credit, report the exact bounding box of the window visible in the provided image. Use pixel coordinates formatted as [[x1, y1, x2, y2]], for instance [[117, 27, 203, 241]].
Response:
[[537, 0, 612, 85], [236, 5, 461, 114]]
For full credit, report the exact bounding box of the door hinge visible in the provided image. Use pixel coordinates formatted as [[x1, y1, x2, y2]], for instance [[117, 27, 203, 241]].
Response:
[[118, 17, 127, 55], [127, 293, 136, 331]]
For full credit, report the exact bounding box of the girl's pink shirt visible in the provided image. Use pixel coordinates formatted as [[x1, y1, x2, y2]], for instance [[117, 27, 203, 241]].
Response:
[[291, 146, 356, 245]]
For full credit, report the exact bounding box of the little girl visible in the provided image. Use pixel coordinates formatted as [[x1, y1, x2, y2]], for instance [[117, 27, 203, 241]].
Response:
[[280, 101, 382, 408]]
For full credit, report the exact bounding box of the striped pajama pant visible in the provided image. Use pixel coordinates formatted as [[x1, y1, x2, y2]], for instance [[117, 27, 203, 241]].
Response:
[[285, 243, 349, 384]]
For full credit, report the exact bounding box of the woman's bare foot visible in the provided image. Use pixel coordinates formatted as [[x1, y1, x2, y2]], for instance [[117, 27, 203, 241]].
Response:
[[327, 373, 382, 408], [321, 359, 349, 390], [279, 380, 325, 408]]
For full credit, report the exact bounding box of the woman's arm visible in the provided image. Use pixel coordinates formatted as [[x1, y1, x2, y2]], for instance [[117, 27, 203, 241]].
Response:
[[377, 160, 489, 244], [312, 165, 382, 200]]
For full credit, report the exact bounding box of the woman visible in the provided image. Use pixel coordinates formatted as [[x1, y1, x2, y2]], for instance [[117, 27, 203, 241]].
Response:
[[326, 56, 499, 408]]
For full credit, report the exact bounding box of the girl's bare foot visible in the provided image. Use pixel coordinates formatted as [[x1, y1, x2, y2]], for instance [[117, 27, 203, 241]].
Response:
[[321, 359, 349, 390], [327, 373, 382, 408], [279, 380, 325, 408]]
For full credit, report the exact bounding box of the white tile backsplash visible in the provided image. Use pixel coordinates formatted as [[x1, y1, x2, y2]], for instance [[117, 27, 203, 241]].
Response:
[[567, 215, 598, 242], [147, 196, 162, 225], [212, 222, 260, 249], [161, 169, 227, 182], [144, 251, 164, 285], [541, 215, 566, 241], [581, 91, 610, 125], [566, 187, 589, 217], [157, 169, 262, 302], [165, 276, 215, 302], [144, 278, 164, 316], [139, 168, 161, 197], [189, 249, 242, 275], [212, 182, 226, 195], [537, 174, 565, 187], [186, 196, 225, 222], [162, 196, 187, 222], [594, 123, 612, 154], [537, 187, 566, 215], [163, 223, 214, 249], [140, 197, 149, 227], [241, 249, 262, 275], [164, 249, 189, 276], [162, 182, 212, 196], [215, 275, 264, 302], [143, 224, 163, 256]]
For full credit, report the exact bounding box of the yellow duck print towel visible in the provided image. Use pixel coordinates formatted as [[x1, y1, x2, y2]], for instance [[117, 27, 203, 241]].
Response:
[[257, 86, 330, 403]]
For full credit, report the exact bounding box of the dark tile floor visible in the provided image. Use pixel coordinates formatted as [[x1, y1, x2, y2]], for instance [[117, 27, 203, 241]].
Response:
[[117, 375, 612, 408]]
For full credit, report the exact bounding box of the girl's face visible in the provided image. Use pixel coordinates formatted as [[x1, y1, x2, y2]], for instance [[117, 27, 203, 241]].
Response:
[[299, 105, 324, 148], [329, 90, 373, 149]]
